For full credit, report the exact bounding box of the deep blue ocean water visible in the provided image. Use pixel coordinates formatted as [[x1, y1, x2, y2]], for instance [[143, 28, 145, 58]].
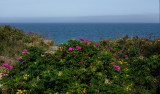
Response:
[[0, 23, 159, 45]]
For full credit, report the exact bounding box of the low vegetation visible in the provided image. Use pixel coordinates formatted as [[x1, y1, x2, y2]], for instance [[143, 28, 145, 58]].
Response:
[[0, 25, 49, 58], [0, 25, 160, 93]]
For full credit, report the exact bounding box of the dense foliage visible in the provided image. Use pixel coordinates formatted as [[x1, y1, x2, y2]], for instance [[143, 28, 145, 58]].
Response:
[[0, 25, 47, 57], [1, 37, 160, 94]]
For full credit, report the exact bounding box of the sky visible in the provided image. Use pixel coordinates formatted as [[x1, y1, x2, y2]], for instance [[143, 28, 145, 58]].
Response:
[[0, 0, 159, 23]]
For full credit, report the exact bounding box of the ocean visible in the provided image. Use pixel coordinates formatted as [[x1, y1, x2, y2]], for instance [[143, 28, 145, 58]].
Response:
[[0, 23, 159, 45]]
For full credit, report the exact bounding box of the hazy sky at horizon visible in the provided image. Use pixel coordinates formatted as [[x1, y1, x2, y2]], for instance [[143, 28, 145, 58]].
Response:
[[0, 0, 159, 23]]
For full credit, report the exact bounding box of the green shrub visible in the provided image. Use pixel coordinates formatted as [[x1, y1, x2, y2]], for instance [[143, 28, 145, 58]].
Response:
[[1, 38, 160, 94]]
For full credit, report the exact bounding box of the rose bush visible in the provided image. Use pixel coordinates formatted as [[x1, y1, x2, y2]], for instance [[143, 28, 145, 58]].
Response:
[[1, 38, 160, 94]]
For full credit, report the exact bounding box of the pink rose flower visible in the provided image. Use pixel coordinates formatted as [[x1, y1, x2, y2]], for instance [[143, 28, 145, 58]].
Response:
[[107, 42, 111, 45], [2, 63, 13, 70], [95, 43, 98, 46], [85, 40, 90, 44], [68, 47, 74, 51], [79, 38, 84, 41], [2, 63, 9, 67], [24, 49, 27, 52], [22, 52, 26, 54], [125, 55, 128, 58], [3, 74, 7, 76], [76, 46, 81, 50], [114, 65, 120, 71], [8, 65, 13, 70]]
